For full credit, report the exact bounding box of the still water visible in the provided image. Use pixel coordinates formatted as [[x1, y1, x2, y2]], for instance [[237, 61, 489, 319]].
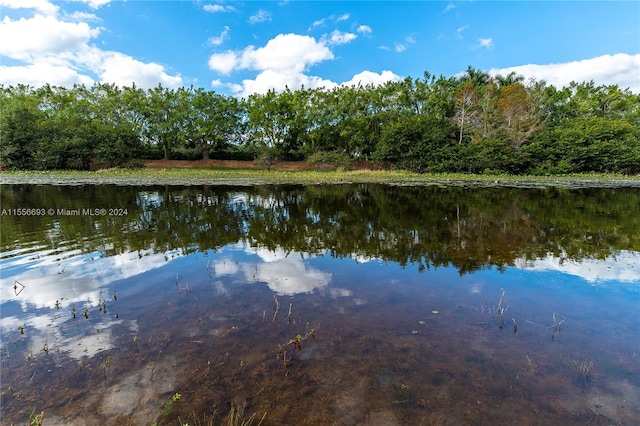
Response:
[[1, 184, 639, 425]]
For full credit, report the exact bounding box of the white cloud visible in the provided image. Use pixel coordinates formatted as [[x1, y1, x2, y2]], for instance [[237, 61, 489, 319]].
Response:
[[515, 250, 640, 283], [78, 0, 111, 9], [490, 53, 640, 93], [335, 13, 350, 22], [443, 3, 457, 13], [209, 26, 230, 46], [248, 9, 271, 24], [0, 62, 95, 86], [203, 4, 236, 13], [99, 52, 183, 88], [208, 33, 335, 95], [209, 33, 333, 75], [0, 5, 183, 88], [208, 51, 239, 74], [391, 36, 416, 53], [244, 247, 332, 295], [474, 37, 493, 50], [0, 14, 100, 61], [356, 25, 372, 35], [209, 32, 400, 96], [456, 24, 469, 39], [341, 70, 402, 87], [323, 29, 357, 46], [239, 69, 336, 97], [308, 18, 325, 31], [0, 0, 59, 16]]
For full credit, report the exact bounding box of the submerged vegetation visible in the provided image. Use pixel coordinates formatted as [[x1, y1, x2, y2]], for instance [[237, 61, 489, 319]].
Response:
[[1, 67, 638, 174]]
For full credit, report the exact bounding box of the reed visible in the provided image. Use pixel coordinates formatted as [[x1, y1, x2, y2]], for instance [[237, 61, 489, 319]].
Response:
[[571, 359, 593, 384], [272, 294, 280, 323], [550, 312, 566, 341]]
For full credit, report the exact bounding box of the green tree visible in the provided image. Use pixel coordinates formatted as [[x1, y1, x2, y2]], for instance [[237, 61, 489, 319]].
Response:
[[183, 88, 243, 159]]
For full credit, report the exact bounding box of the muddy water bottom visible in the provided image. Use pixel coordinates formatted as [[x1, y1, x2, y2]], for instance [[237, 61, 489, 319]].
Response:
[[2, 248, 639, 425]]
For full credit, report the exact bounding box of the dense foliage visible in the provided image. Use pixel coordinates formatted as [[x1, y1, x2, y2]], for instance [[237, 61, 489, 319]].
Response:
[[1, 68, 639, 174]]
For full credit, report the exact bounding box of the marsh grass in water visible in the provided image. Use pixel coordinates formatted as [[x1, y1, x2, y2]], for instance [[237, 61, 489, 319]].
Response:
[[2, 169, 639, 187]]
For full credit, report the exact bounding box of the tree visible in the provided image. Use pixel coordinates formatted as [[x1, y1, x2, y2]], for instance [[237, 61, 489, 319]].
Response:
[[452, 81, 480, 144], [496, 81, 547, 148], [0, 85, 44, 169], [141, 85, 185, 160], [183, 88, 243, 159]]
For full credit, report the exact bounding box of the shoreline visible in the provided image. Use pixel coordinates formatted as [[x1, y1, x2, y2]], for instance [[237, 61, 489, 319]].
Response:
[[2, 169, 640, 188]]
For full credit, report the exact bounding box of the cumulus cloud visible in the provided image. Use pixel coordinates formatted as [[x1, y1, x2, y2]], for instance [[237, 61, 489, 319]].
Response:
[[209, 33, 333, 75], [0, 62, 94, 87], [341, 70, 402, 87], [0, 0, 59, 16], [335, 13, 350, 22], [490, 53, 640, 93], [0, 14, 100, 61], [208, 34, 336, 95], [249, 9, 271, 24], [208, 51, 239, 74], [99, 51, 183, 88], [0, 1, 183, 88], [209, 32, 401, 96], [240, 70, 337, 97]]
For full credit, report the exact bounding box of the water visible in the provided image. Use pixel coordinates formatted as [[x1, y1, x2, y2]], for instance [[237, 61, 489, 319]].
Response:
[[1, 184, 639, 425]]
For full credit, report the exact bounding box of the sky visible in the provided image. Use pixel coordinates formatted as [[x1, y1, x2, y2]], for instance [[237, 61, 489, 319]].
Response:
[[0, 0, 638, 97]]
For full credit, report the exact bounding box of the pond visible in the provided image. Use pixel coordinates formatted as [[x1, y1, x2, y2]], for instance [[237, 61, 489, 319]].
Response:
[[1, 183, 639, 425]]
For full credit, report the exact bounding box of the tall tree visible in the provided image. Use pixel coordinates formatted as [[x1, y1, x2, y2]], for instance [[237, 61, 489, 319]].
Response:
[[183, 88, 243, 159]]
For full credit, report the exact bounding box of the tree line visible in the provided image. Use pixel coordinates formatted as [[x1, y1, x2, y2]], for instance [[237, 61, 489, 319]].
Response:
[[1, 67, 639, 174]]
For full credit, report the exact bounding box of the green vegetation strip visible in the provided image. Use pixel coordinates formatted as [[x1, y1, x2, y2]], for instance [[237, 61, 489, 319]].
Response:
[[2, 169, 639, 188]]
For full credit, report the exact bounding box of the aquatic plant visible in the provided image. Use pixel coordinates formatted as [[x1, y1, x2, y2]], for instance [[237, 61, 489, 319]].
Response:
[[272, 294, 280, 322], [29, 408, 44, 426], [571, 359, 593, 384], [159, 392, 182, 418], [551, 312, 566, 341]]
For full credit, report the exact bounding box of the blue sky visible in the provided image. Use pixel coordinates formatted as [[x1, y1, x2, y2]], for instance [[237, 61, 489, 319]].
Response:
[[1, 1, 638, 96]]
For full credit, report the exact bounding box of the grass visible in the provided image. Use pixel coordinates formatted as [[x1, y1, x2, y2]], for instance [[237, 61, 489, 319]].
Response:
[[2, 168, 639, 188]]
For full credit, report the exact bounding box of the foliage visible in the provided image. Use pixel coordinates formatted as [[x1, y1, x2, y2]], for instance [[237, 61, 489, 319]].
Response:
[[306, 150, 353, 170], [1, 70, 638, 174]]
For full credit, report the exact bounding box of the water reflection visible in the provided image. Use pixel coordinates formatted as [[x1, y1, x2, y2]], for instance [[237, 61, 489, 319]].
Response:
[[517, 250, 640, 283], [1, 184, 639, 424]]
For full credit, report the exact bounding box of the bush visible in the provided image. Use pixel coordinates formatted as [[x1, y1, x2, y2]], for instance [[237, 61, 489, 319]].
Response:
[[306, 151, 353, 170]]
